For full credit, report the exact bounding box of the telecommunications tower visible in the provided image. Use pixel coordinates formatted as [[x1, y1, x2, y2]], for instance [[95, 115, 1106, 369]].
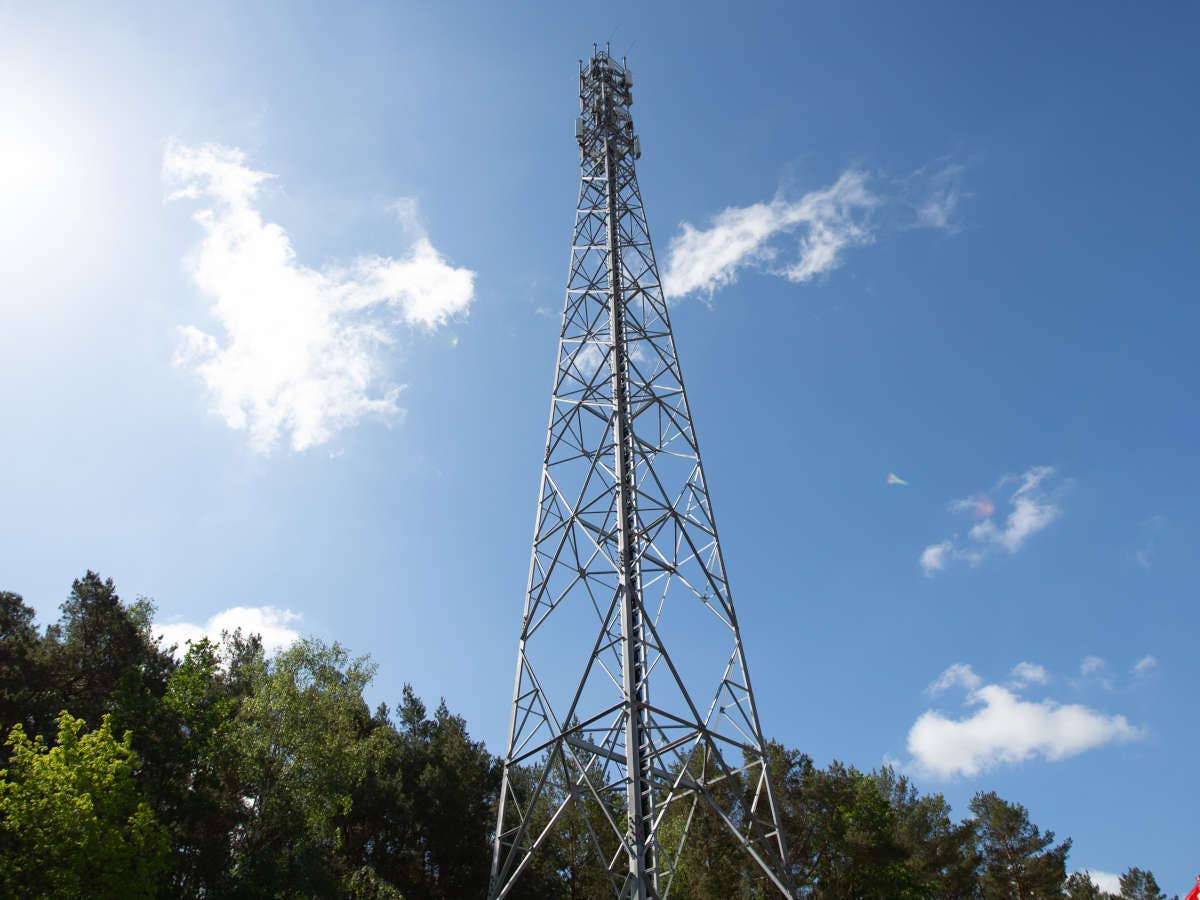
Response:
[[489, 47, 792, 899]]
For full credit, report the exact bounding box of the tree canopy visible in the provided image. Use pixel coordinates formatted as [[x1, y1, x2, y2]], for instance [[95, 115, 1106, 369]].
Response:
[[0, 574, 1176, 898]]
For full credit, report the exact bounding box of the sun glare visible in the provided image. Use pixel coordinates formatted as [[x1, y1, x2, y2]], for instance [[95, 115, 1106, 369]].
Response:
[[0, 127, 61, 207], [0, 80, 108, 292]]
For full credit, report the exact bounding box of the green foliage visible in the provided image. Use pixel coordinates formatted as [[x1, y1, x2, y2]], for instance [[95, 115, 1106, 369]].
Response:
[[1065, 871, 1110, 899], [969, 791, 1071, 899], [542, 750, 643, 899], [485, 758, 579, 899], [667, 795, 755, 899], [47, 573, 176, 740], [0, 592, 49, 737], [161, 636, 252, 894], [343, 688, 498, 898], [0, 573, 1177, 898], [1061, 868, 1172, 900], [0, 711, 169, 898], [774, 752, 922, 898], [875, 767, 979, 899], [1118, 867, 1167, 900], [228, 638, 383, 895]]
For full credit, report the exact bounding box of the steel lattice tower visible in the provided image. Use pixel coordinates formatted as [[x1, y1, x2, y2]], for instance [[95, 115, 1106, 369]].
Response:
[[488, 47, 792, 900]]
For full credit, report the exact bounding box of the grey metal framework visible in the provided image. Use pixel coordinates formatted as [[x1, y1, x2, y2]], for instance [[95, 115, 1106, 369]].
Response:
[[488, 47, 792, 900]]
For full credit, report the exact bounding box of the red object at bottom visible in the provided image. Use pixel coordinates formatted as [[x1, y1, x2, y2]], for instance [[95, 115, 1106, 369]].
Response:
[[1184, 876, 1200, 900]]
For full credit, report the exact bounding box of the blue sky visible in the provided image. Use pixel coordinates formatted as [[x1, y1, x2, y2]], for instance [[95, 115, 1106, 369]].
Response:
[[1, 0, 1197, 890]]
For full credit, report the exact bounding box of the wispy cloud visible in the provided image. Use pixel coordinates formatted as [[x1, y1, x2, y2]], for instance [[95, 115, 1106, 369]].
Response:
[[927, 662, 982, 694], [1074, 656, 1113, 691], [921, 466, 1062, 576], [907, 662, 1143, 778], [968, 467, 1060, 552], [155, 605, 303, 657], [661, 170, 877, 299], [1010, 661, 1049, 687], [911, 161, 967, 233], [661, 160, 965, 302], [1132, 654, 1158, 676], [165, 141, 476, 453], [1135, 514, 1166, 570], [1068, 654, 1159, 690], [919, 539, 979, 576]]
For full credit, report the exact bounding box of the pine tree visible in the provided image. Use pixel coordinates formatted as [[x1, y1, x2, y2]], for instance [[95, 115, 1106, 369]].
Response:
[[969, 791, 1071, 899], [1118, 867, 1167, 900]]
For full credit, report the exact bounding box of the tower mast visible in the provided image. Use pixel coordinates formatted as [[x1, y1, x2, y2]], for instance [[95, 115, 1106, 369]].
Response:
[[603, 60, 655, 892], [489, 47, 793, 899]]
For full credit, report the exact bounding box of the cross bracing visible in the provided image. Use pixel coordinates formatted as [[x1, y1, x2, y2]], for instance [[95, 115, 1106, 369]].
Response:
[[488, 46, 793, 900]]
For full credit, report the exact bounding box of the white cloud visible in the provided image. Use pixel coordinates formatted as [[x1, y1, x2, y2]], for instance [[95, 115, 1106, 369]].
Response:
[[661, 170, 877, 299], [969, 466, 1060, 553], [1010, 661, 1049, 686], [1080, 655, 1106, 676], [1079, 870, 1122, 893], [1132, 654, 1158, 675], [919, 540, 955, 576], [920, 466, 1062, 575], [907, 665, 1143, 778], [164, 141, 475, 453], [660, 159, 968, 302], [156, 605, 303, 657], [927, 663, 982, 694]]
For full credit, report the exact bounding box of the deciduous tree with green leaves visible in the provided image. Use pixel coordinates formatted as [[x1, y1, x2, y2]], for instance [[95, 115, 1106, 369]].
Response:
[[228, 638, 387, 896], [0, 711, 169, 898], [160, 635, 251, 895]]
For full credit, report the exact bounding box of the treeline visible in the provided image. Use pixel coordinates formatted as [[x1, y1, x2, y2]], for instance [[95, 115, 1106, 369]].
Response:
[[0, 573, 1174, 899]]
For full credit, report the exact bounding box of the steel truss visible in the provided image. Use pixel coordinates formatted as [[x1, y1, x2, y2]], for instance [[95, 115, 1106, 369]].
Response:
[[488, 47, 792, 900]]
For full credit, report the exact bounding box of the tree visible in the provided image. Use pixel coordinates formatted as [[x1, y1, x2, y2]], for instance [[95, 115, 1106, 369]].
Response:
[[1065, 871, 1110, 899], [229, 638, 388, 896], [37, 571, 182, 818], [45, 573, 175, 733], [160, 636, 249, 896], [0, 711, 169, 898], [666, 793, 755, 898], [11, 573, 1176, 900], [486, 756, 581, 900], [0, 592, 49, 737], [344, 686, 500, 899], [1118, 867, 1166, 900], [651, 741, 817, 899], [969, 791, 1071, 899], [876, 767, 979, 898], [763, 750, 922, 898]]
